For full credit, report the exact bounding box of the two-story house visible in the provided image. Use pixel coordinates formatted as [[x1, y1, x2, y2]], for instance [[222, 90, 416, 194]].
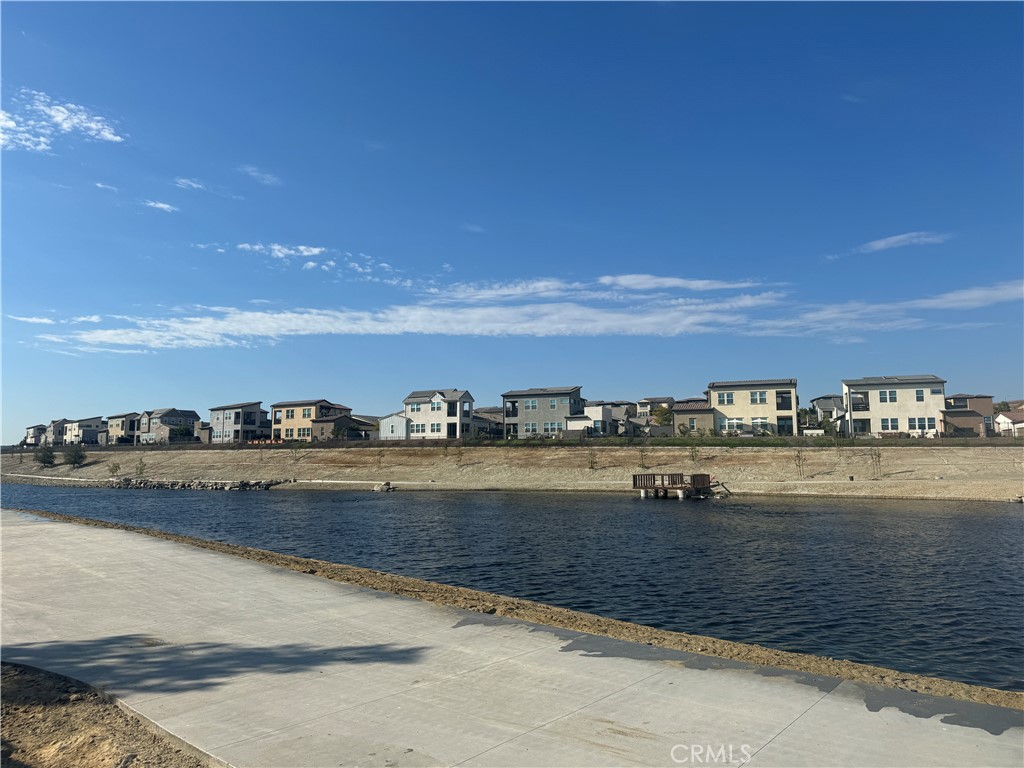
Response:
[[671, 398, 716, 436], [137, 408, 202, 444], [706, 379, 799, 436], [45, 419, 69, 446], [564, 402, 618, 437], [840, 375, 946, 437], [106, 412, 140, 444], [402, 389, 474, 439], [809, 395, 846, 429], [23, 424, 47, 446], [209, 401, 271, 444], [636, 397, 675, 421], [940, 393, 994, 437], [270, 399, 351, 442], [501, 386, 584, 438], [64, 417, 107, 445]]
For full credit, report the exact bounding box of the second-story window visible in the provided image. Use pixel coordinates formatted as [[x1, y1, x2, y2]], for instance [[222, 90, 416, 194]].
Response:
[[285, 409, 295, 419], [717, 392, 734, 405], [549, 399, 557, 409], [302, 408, 312, 418], [524, 399, 538, 410], [409, 403, 421, 412], [430, 401, 442, 411], [916, 390, 924, 402], [750, 391, 767, 404], [879, 390, 897, 403]]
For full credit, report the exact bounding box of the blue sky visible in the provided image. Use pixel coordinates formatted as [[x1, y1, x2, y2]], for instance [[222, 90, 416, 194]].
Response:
[[3, 2, 1021, 442]]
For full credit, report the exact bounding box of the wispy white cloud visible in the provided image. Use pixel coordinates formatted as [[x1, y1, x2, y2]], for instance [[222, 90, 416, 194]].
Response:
[[901, 281, 1023, 310], [855, 231, 952, 253], [174, 177, 206, 190], [71, 315, 102, 323], [95, 182, 118, 192], [461, 223, 486, 234], [237, 164, 281, 186], [237, 242, 326, 260], [144, 200, 179, 213], [7, 315, 55, 324], [597, 274, 760, 291], [1, 88, 124, 152], [302, 261, 318, 270]]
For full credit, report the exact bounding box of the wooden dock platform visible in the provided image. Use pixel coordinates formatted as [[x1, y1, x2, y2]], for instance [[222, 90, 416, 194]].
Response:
[[632, 472, 723, 499]]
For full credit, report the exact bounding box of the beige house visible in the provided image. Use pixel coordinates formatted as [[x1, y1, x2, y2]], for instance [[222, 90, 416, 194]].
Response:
[[671, 398, 716, 436], [270, 399, 351, 442], [23, 424, 47, 446], [841, 375, 946, 437], [45, 419, 69, 446], [636, 397, 675, 420], [994, 410, 1024, 437], [64, 417, 107, 445], [106, 412, 140, 444], [403, 389, 474, 439], [706, 379, 799, 436]]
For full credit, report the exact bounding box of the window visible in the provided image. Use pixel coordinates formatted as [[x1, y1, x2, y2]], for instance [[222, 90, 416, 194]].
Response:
[[717, 392, 734, 405], [389, 424, 395, 434], [881, 418, 899, 431], [543, 422, 563, 433], [549, 399, 557, 409], [285, 409, 295, 419], [284, 428, 294, 439], [430, 423, 442, 433], [302, 408, 312, 418], [927, 418, 935, 430], [689, 418, 696, 430], [560, 398, 570, 405], [297, 428, 311, 438], [410, 423, 426, 434], [750, 391, 767, 404], [879, 390, 897, 403], [524, 422, 538, 433], [524, 399, 538, 410], [409, 403, 421, 412], [915, 390, 924, 402], [930, 388, 943, 395], [751, 417, 770, 432], [719, 418, 743, 431], [430, 401, 442, 411]]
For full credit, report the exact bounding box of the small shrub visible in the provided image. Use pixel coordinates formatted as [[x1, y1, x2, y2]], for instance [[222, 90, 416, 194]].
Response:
[[62, 444, 87, 470], [109, 461, 122, 477], [34, 444, 56, 468]]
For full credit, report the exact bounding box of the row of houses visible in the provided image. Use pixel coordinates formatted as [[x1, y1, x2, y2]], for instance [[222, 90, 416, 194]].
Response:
[[22, 375, 1024, 447]]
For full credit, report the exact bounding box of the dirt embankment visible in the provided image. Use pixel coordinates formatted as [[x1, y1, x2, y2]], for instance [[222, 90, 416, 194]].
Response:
[[4, 444, 1023, 501]]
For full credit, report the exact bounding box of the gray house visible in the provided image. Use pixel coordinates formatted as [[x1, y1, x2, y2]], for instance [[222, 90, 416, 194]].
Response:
[[209, 401, 271, 444], [501, 386, 584, 438], [138, 408, 202, 444]]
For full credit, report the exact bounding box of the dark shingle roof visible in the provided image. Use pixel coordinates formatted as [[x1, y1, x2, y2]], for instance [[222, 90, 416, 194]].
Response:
[[707, 379, 797, 388], [502, 386, 582, 398], [270, 399, 350, 409], [403, 389, 471, 403], [842, 375, 945, 386], [209, 401, 262, 411], [671, 399, 713, 412]]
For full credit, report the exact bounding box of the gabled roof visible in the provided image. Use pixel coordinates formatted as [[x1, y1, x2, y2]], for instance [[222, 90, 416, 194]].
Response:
[[842, 375, 945, 386], [210, 401, 262, 411], [996, 410, 1024, 424], [707, 379, 797, 388], [403, 389, 472, 403], [270, 399, 350, 409], [502, 386, 582, 398], [67, 417, 104, 424], [638, 396, 675, 403], [106, 412, 140, 419]]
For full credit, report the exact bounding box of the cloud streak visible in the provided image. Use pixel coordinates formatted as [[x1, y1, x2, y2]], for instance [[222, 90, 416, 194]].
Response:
[[144, 200, 179, 213], [237, 165, 281, 186], [855, 231, 952, 253]]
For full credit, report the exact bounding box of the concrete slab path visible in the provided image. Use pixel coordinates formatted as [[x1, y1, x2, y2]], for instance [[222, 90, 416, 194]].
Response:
[[2, 509, 1021, 768]]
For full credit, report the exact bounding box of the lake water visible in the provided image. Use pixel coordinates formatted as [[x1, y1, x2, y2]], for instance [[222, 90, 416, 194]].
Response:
[[3, 483, 1022, 691]]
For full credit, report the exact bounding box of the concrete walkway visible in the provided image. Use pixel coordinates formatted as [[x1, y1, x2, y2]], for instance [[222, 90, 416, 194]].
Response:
[[2, 509, 1021, 768]]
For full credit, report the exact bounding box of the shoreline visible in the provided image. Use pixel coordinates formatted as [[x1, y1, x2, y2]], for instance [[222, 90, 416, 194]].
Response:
[[6, 506, 1022, 711], [3, 444, 1021, 502]]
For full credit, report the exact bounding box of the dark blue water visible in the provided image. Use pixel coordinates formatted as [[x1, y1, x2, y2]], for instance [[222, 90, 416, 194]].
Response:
[[4, 484, 1022, 691]]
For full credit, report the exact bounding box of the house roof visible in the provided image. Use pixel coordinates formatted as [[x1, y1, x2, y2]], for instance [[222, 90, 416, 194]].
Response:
[[26, 424, 46, 429], [639, 396, 674, 403], [810, 395, 843, 403], [945, 394, 993, 400], [841, 375, 945, 386], [403, 389, 471, 403], [996, 410, 1024, 424], [671, 399, 713, 412], [270, 399, 350, 409], [106, 412, 140, 419], [209, 401, 262, 411], [67, 417, 104, 424], [707, 379, 797, 388], [940, 409, 984, 418], [502, 386, 582, 398]]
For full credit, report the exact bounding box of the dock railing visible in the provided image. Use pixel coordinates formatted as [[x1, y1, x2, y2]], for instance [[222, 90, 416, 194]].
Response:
[[632, 473, 688, 489]]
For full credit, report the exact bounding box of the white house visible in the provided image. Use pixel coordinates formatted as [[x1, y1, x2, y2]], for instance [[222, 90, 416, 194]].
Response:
[[841, 375, 946, 437], [64, 417, 107, 445], [563, 403, 617, 437], [994, 410, 1024, 437], [379, 412, 411, 441], [402, 389, 474, 439]]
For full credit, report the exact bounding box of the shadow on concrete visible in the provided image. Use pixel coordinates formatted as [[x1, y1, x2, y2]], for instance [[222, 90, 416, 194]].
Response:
[[1, 634, 429, 697]]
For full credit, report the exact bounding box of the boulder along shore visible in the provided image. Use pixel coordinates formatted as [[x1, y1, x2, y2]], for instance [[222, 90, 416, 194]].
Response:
[[4, 444, 1022, 501]]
